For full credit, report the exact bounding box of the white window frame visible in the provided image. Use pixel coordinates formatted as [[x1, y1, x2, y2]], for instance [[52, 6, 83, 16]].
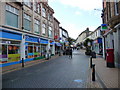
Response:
[[48, 26, 52, 38], [37, 4, 40, 13], [42, 23, 46, 35], [42, 7, 46, 17], [115, 0, 119, 15], [24, 13, 31, 31], [24, 0, 31, 7], [34, 19, 40, 34], [5, 4, 19, 28]]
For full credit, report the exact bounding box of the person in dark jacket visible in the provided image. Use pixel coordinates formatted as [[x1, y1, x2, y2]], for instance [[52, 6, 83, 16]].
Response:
[[69, 47, 72, 59]]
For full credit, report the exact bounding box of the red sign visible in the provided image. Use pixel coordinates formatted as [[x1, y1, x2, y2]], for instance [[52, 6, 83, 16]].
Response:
[[54, 35, 58, 39]]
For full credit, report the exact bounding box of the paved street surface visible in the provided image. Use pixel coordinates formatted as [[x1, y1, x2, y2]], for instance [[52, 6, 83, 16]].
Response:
[[3, 50, 90, 88]]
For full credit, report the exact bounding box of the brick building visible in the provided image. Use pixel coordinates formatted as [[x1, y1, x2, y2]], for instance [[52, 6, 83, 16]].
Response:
[[53, 17, 61, 54], [101, 0, 120, 68], [0, 0, 55, 66]]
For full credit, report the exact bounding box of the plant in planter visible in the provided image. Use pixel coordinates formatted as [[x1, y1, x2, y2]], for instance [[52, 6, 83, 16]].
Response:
[[83, 38, 93, 55]]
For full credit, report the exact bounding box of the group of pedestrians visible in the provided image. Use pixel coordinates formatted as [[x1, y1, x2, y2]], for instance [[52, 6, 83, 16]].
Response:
[[63, 47, 73, 59]]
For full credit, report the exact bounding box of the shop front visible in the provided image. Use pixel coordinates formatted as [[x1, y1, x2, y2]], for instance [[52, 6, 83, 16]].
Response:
[[25, 35, 41, 61], [93, 38, 103, 55], [50, 40, 55, 56], [55, 42, 61, 54], [0, 29, 22, 67], [40, 39, 48, 58]]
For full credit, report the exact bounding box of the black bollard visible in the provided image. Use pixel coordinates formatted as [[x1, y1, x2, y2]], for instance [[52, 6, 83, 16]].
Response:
[[22, 58, 24, 67], [92, 64, 95, 81], [90, 56, 92, 68]]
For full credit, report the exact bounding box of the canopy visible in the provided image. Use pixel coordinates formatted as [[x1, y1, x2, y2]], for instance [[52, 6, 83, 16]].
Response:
[[55, 42, 62, 46]]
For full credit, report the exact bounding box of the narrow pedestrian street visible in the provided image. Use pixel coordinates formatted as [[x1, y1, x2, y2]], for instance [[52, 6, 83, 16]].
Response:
[[3, 50, 90, 88]]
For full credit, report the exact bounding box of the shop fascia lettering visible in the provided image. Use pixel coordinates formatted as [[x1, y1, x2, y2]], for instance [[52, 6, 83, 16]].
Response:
[[1, 41, 11, 44], [25, 35, 41, 43]]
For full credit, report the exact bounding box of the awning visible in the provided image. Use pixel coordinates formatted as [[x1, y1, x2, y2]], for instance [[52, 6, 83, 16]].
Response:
[[55, 42, 62, 46]]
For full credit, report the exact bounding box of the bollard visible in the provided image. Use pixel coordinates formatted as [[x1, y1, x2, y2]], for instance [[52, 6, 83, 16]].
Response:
[[22, 58, 24, 67], [90, 56, 92, 68], [92, 64, 95, 81]]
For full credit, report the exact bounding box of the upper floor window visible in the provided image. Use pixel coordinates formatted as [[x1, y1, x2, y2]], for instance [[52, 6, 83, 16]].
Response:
[[5, 4, 19, 28], [24, 13, 31, 31], [34, 19, 40, 34], [37, 4, 40, 13], [34, 2, 37, 11], [42, 7, 46, 17], [48, 26, 52, 38], [42, 24, 46, 35], [24, 0, 31, 7], [115, 0, 119, 15]]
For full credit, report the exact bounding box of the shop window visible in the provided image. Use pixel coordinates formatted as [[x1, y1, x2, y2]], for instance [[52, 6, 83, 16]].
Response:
[[8, 45, 20, 62], [41, 45, 46, 57], [28, 46, 33, 58], [0, 45, 8, 63], [34, 46, 40, 57]]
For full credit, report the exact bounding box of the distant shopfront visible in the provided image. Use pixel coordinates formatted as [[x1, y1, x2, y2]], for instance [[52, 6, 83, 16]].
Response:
[[93, 38, 103, 55]]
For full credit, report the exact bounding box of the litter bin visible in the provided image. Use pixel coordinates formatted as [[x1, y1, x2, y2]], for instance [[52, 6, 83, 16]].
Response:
[[106, 48, 114, 68]]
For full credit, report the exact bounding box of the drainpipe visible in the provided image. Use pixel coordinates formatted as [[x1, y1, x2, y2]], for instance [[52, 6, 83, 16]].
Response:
[[20, 2, 25, 60]]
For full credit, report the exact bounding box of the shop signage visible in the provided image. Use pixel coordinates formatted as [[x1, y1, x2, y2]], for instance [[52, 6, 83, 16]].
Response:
[[101, 24, 108, 31], [2, 41, 11, 44], [54, 35, 58, 39], [25, 35, 40, 43]]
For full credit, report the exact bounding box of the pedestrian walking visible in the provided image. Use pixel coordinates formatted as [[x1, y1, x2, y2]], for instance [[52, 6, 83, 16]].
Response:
[[69, 47, 72, 59]]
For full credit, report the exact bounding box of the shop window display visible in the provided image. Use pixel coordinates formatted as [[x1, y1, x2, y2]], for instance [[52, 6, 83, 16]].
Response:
[[28, 46, 33, 58], [34, 46, 41, 57], [0, 45, 8, 63], [41, 45, 46, 57], [8, 45, 20, 62]]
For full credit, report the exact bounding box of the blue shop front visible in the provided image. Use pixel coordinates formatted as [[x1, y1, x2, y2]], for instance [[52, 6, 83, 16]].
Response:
[[93, 38, 103, 55], [0, 28, 55, 67]]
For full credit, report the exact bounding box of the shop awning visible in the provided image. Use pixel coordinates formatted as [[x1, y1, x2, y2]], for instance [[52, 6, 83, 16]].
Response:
[[55, 42, 62, 46]]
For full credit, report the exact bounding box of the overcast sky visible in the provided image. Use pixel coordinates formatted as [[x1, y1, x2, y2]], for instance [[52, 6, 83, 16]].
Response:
[[48, 0, 103, 39]]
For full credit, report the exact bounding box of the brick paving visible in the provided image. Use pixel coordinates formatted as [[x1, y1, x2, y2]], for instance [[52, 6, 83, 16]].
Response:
[[3, 50, 90, 88], [92, 56, 119, 88], [2, 50, 119, 88], [2, 54, 59, 74], [80, 49, 119, 89]]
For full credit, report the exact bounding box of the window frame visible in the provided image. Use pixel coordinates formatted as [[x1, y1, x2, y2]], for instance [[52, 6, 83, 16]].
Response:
[[5, 4, 19, 28], [34, 19, 40, 34], [42, 23, 46, 35], [42, 7, 46, 17], [48, 26, 52, 38], [23, 13, 31, 31]]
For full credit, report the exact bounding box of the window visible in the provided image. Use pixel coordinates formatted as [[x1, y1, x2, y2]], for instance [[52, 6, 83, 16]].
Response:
[[115, 0, 119, 15], [49, 26, 52, 38], [24, 13, 31, 31], [42, 24, 46, 35], [42, 7, 46, 17], [24, 0, 31, 7], [34, 19, 40, 34], [34, 2, 37, 11], [48, 13, 53, 21], [37, 4, 40, 13], [5, 4, 19, 28]]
